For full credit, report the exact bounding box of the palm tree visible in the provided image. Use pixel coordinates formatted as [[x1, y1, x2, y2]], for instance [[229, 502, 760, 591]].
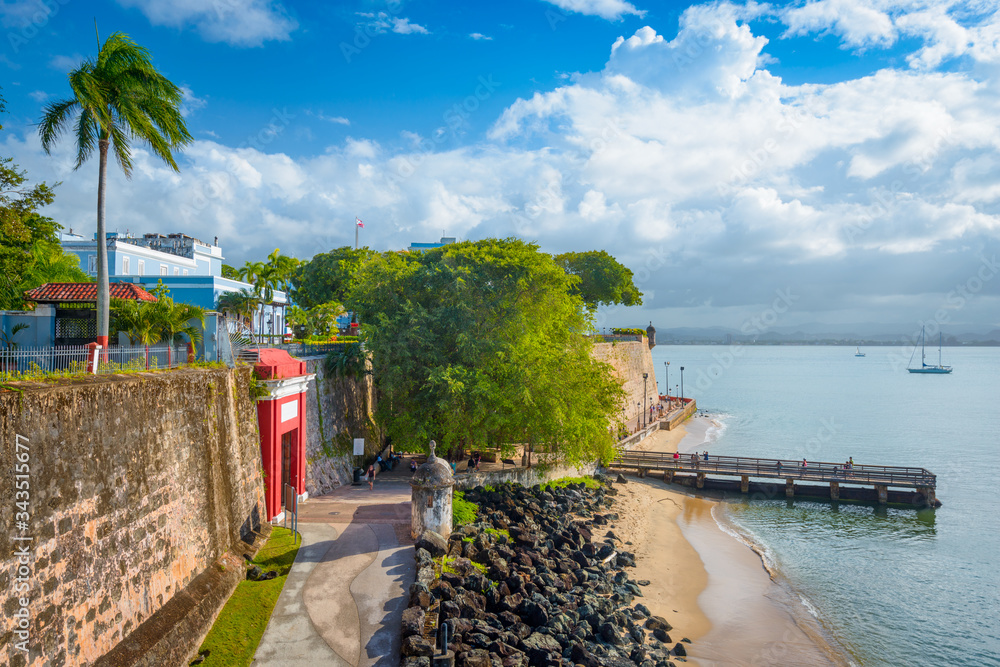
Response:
[[38, 31, 192, 347], [159, 298, 205, 365]]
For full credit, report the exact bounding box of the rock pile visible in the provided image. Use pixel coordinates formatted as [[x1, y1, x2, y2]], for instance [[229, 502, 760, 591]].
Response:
[[401, 477, 690, 667]]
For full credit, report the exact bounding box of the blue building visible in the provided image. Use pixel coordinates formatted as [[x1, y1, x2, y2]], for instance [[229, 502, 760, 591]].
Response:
[[407, 236, 456, 252], [60, 231, 288, 338]]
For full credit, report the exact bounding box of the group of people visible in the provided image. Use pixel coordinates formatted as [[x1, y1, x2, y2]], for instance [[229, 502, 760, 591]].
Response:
[[671, 450, 710, 466]]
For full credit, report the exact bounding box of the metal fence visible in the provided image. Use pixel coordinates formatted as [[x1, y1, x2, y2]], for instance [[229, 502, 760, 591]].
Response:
[[1, 343, 192, 381]]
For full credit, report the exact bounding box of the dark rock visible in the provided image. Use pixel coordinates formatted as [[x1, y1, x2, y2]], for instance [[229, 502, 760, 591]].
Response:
[[672, 642, 687, 657], [401, 658, 431, 667], [401, 635, 434, 657], [246, 565, 263, 580], [645, 616, 673, 632], [616, 474, 628, 483], [570, 643, 601, 667], [599, 622, 625, 645], [417, 530, 448, 557], [653, 628, 671, 644], [636, 580, 651, 586], [400, 606, 425, 638]]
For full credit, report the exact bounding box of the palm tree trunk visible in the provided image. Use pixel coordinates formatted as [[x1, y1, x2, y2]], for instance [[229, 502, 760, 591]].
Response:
[[96, 138, 110, 347]]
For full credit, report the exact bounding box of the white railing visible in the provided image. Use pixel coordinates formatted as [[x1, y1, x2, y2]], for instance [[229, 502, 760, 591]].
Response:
[[0, 343, 192, 380]]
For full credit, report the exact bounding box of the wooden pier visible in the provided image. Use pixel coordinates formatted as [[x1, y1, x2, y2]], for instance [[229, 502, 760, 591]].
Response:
[[608, 451, 939, 507]]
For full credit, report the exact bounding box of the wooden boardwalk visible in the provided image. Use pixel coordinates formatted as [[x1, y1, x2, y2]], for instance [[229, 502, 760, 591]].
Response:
[[608, 451, 938, 505]]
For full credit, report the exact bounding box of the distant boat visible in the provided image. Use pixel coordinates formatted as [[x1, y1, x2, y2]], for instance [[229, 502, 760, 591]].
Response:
[[908, 327, 952, 374], [855, 347, 866, 357]]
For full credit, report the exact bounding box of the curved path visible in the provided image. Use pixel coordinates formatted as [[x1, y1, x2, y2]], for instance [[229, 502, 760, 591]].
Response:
[[252, 481, 414, 666]]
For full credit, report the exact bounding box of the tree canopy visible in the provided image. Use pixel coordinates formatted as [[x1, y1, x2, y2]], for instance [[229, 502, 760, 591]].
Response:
[[554, 250, 643, 310], [291, 246, 374, 309], [1, 86, 89, 309], [39, 31, 192, 343], [351, 238, 624, 466]]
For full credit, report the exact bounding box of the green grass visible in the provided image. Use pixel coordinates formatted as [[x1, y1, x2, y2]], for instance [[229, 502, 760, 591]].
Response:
[[197, 527, 301, 666], [453, 491, 479, 527], [540, 476, 601, 492]]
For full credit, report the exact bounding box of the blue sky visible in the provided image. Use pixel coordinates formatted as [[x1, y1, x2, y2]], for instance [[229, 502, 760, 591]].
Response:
[[2, 0, 999, 332]]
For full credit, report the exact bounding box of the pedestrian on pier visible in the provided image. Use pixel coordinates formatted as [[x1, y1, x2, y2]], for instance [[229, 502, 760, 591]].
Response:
[[366, 464, 375, 490], [691, 453, 699, 469]]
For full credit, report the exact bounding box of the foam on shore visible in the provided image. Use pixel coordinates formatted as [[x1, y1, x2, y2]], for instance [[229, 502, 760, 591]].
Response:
[[617, 415, 849, 666]]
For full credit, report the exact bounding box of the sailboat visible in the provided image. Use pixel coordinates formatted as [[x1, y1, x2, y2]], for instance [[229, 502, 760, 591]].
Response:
[[855, 347, 865, 357], [907, 327, 952, 374]]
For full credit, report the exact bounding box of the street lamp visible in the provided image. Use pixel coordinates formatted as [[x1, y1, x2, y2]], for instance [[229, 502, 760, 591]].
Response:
[[680, 366, 685, 402], [642, 372, 648, 427], [636, 401, 640, 430], [664, 361, 670, 408]]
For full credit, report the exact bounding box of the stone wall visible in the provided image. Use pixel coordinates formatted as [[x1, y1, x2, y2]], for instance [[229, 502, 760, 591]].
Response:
[[0, 367, 264, 667], [591, 339, 659, 426], [302, 357, 382, 496]]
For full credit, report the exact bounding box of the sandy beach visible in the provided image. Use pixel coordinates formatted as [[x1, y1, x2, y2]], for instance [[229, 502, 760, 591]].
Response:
[[612, 417, 843, 666]]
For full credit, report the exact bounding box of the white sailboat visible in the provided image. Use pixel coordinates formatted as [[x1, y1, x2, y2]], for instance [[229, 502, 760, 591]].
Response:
[[908, 327, 952, 374]]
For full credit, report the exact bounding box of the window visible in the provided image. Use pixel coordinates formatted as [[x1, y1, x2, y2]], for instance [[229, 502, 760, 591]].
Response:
[[173, 267, 180, 276], [122, 257, 130, 274], [160, 264, 168, 276], [88, 256, 97, 274], [137, 260, 145, 275], [183, 269, 189, 276]]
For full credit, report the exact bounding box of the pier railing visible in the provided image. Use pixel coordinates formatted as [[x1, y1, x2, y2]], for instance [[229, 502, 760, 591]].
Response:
[[611, 450, 936, 489]]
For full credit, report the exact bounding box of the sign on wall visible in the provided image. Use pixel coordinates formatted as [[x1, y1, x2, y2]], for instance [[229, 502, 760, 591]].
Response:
[[280, 400, 298, 423], [353, 438, 364, 455]]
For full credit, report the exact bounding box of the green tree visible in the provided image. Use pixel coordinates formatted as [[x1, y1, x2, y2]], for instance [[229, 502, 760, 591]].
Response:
[[216, 289, 257, 327], [291, 246, 373, 309], [221, 264, 240, 279], [39, 31, 192, 345], [351, 238, 624, 465], [553, 250, 643, 310]]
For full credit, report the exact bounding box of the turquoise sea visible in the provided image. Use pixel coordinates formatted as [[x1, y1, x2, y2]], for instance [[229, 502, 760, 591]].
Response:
[[650, 344, 1000, 667]]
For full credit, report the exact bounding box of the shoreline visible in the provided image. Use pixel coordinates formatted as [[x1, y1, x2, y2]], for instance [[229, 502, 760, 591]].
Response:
[[617, 416, 845, 667]]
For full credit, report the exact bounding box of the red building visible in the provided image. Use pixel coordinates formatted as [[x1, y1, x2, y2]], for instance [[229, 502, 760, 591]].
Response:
[[252, 349, 315, 521]]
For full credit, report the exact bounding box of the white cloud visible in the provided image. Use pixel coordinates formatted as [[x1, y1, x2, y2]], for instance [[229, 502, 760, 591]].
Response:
[[49, 54, 83, 72], [358, 11, 430, 35], [115, 0, 298, 47], [9, 1, 1000, 327], [469, 32, 493, 41], [28, 90, 48, 102], [543, 0, 646, 20], [782, 0, 897, 48], [179, 86, 207, 117], [307, 111, 350, 125]]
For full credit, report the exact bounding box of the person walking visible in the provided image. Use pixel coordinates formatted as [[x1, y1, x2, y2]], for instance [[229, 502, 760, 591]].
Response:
[[367, 464, 375, 490]]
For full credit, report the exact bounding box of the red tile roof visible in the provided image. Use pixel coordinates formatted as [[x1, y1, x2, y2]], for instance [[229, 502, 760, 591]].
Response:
[[23, 282, 158, 303]]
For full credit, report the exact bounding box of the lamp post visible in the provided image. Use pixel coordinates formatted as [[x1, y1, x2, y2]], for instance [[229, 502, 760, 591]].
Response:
[[680, 366, 685, 402], [636, 401, 640, 430], [664, 361, 670, 408], [642, 372, 648, 427]]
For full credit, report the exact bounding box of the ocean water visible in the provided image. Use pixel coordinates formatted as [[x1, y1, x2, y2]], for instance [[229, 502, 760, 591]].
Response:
[[650, 344, 1000, 667]]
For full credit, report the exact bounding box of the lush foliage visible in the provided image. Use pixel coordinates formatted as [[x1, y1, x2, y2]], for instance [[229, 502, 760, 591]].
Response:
[[539, 476, 602, 492], [38, 32, 192, 341], [197, 527, 301, 666], [111, 289, 206, 346], [611, 327, 646, 336], [453, 491, 479, 527], [554, 250, 642, 310], [351, 238, 624, 466], [0, 87, 89, 309], [323, 342, 367, 379], [291, 246, 374, 309]]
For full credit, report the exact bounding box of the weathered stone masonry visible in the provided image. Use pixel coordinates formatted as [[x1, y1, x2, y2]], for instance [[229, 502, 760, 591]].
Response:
[[0, 367, 264, 667]]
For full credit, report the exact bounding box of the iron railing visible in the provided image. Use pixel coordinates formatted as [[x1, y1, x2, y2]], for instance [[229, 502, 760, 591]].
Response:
[[609, 450, 937, 488], [1, 343, 192, 380]]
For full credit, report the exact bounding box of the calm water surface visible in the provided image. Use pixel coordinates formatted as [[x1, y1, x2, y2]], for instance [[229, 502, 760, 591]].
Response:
[[650, 345, 1000, 667]]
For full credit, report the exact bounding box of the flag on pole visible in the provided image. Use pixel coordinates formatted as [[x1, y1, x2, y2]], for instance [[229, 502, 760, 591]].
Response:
[[355, 217, 365, 228]]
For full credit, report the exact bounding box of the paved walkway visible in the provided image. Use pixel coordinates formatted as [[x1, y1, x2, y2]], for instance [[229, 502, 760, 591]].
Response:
[[252, 480, 415, 667]]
